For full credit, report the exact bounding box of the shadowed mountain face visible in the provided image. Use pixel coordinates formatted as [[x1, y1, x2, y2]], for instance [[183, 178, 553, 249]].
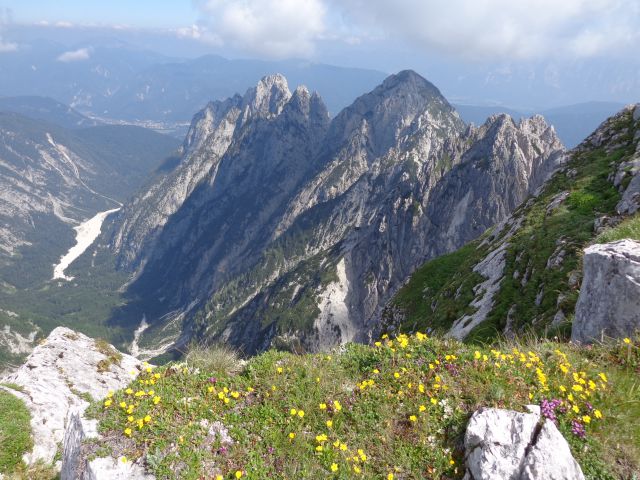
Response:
[[106, 70, 564, 355]]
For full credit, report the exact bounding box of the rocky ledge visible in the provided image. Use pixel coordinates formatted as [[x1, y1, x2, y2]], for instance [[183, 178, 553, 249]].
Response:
[[0, 327, 143, 476], [462, 407, 584, 480], [572, 239, 640, 343]]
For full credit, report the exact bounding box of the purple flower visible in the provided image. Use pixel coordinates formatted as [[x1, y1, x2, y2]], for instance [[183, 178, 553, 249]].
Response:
[[540, 398, 562, 423], [571, 420, 586, 438], [208, 377, 217, 384], [445, 363, 459, 376], [217, 446, 228, 455]]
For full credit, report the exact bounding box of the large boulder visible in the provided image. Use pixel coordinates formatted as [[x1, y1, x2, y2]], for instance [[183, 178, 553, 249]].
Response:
[[0, 327, 143, 471], [463, 407, 584, 480], [571, 239, 640, 343]]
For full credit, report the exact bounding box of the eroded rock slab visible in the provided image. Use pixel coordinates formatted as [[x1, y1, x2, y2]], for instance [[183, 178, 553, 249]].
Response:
[[463, 407, 584, 480], [0, 327, 142, 466], [571, 239, 640, 343]]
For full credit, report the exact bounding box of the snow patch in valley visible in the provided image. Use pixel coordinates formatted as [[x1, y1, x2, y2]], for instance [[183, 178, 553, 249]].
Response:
[[129, 316, 149, 358], [313, 258, 354, 345], [52, 208, 120, 281]]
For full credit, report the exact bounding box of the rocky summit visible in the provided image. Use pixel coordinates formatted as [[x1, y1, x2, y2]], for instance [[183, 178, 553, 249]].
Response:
[[104, 71, 565, 356]]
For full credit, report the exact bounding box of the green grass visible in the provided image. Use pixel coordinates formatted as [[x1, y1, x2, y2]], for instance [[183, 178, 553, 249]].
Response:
[[0, 390, 32, 474], [185, 343, 242, 376], [0, 383, 25, 393], [388, 242, 486, 334], [596, 212, 640, 243], [90, 334, 640, 480]]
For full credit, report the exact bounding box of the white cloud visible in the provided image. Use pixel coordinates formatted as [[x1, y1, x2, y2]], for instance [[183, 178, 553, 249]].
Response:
[[57, 47, 92, 62], [0, 7, 17, 53], [191, 0, 638, 61], [328, 0, 640, 60], [194, 0, 326, 58], [0, 39, 17, 52]]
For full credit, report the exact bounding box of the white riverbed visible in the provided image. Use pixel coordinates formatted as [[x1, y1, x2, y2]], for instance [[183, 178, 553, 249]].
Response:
[[52, 208, 120, 281]]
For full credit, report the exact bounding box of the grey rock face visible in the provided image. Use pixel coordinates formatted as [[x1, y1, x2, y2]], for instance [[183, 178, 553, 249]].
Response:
[[108, 71, 564, 354], [0, 327, 142, 467], [109, 74, 300, 271], [463, 407, 584, 480], [571, 239, 640, 343]]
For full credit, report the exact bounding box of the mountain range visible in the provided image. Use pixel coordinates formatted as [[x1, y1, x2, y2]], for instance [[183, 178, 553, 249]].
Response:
[[1, 68, 637, 369], [0, 39, 625, 146], [101, 71, 564, 357]]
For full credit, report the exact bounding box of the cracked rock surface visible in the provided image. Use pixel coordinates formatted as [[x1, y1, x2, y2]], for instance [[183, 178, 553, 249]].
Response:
[[462, 407, 584, 480], [571, 239, 640, 343], [0, 327, 142, 468]]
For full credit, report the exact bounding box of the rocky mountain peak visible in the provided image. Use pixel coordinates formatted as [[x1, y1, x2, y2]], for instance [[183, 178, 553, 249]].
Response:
[[326, 70, 464, 159], [284, 85, 330, 130], [379, 69, 445, 100], [241, 73, 292, 121]]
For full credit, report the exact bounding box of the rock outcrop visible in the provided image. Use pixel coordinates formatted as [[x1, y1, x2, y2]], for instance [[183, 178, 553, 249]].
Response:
[[572, 239, 640, 343], [0, 327, 142, 469], [62, 411, 154, 480], [463, 407, 584, 480]]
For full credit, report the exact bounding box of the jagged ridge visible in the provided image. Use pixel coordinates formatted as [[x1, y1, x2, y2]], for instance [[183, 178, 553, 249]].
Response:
[[387, 104, 640, 341], [106, 71, 564, 355]]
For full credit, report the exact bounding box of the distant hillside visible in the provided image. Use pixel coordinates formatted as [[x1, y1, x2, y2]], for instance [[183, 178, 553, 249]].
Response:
[[0, 95, 100, 129], [542, 102, 627, 148], [0, 112, 180, 366], [0, 42, 387, 124]]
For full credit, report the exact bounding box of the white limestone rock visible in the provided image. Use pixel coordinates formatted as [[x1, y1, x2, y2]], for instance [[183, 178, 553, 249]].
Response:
[[463, 407, 584, 480], [521, 420, 585, 480], [85, 457, 154, 480], [571, 239, 640, 343], [0, 327, 142, 467]]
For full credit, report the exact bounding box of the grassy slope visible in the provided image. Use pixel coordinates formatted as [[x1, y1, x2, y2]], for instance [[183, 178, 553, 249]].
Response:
[[0, 390, 32, 474], [389, 107, 639, 342], [90, 334, 640, 479]]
